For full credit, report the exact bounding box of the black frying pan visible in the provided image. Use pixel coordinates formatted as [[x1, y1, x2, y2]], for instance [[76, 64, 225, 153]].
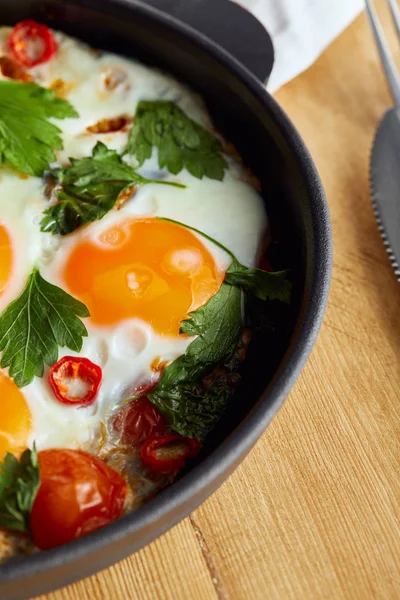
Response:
[[0, 2, 331, 598]]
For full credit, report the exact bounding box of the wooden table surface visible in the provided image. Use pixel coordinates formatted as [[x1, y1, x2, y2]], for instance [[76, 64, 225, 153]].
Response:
[[38, 4, 400, 599]]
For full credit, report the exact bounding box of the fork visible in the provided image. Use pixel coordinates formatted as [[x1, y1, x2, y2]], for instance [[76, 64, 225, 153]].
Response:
[[365, 0, 400, 106]]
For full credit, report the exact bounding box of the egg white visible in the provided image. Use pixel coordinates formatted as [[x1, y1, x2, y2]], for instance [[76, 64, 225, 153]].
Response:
[[0, 28, 267, 452]]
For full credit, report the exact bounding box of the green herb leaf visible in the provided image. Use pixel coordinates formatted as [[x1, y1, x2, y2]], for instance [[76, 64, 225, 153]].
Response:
[[149, 282, 242, 439], [126, 101, 228, 180], [0, 81, 78, 176], [164, 283, 242, 385], [150, 380, 236, 442], [0, 269, 89, 387], [40, 142, 184, 235], [146, 218, 292, 439], [225, 258, 291, 303], [0, 445, 40, 533]]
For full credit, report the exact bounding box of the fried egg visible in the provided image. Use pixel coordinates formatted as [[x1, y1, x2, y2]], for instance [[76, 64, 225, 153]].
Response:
[[0, 27, 267, 460], [0, 224, 12, 299], [0, 372, 32, 458]]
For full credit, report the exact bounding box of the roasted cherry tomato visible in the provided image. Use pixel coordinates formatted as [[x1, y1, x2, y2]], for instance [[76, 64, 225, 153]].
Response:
[[30, 449, 127, 550], [49, 356, 102, 406], [113, 396, 167, 447], [140, 433, 200, 473], [9, 20, 57, 67]]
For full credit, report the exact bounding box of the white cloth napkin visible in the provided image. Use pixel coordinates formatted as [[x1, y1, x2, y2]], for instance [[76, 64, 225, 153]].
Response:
[[237, 0, 364, 91]]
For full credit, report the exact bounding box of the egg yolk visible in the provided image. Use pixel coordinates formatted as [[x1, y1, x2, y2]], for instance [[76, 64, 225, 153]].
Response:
[[63, 219, 224, 335], [0, 224, 12, 297], [0, 372, 32, 461]]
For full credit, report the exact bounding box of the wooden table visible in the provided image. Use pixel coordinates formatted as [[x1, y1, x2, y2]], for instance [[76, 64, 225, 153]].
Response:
[[39, 4, 400, 599]]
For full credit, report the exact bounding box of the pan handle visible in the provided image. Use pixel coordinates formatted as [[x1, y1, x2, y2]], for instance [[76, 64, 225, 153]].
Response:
[[144, 0, 274, 84]]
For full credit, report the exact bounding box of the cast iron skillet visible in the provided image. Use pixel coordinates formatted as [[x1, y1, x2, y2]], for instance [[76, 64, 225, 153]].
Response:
[[0, 1, 332, 598]]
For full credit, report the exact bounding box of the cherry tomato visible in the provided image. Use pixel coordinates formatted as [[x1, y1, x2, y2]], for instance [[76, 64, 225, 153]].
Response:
[[9, 20, 57, 67], [30, 449, 127, 550], [112, 396, 167, 447], [140, 433, 200, 473], [49, 356, 102, 407]]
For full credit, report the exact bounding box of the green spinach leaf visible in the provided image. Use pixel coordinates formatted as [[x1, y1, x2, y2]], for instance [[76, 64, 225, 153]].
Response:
[[149, 282, 242, 439], [147, 218, 291, 439], [226, 258, 291, 303]]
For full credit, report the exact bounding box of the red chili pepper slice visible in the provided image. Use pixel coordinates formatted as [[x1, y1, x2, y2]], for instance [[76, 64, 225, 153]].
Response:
[[140, 433, 200, 473], [9, 20, 57, 67], [49, 356, 102, 406]]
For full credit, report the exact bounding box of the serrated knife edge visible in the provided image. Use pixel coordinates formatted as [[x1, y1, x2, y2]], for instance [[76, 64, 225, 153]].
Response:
[[371, 195, 400, 277], [369, 109, 400, 282]]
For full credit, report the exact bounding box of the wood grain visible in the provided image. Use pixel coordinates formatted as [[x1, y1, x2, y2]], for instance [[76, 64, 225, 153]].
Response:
[[38, 3, 400, 599]]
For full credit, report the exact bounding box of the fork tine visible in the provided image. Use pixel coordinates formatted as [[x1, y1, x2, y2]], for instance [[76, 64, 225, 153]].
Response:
[[387, 0, 400, 40], [365, 0, 400, 107]]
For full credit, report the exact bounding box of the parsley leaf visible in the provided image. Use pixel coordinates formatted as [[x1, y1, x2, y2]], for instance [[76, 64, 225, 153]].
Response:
[[0, 269, 89, 387], [146, 218, 291, 439], [40, 142, 184, 235], [0, 446, 40, 533], [126, 101, 228, 180], [225, 258, 291, 303], [149, 282, 242, 439], [0, 81, 78, 176]]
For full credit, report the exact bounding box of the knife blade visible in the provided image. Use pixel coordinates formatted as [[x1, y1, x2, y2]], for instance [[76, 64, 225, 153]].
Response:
[[369, 107, 400, 281]]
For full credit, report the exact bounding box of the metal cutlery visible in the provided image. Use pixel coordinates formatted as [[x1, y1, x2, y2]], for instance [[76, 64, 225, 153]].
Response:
[[366, 0, 400, 280]]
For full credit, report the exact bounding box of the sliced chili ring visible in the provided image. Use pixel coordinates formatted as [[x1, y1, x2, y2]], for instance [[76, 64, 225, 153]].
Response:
[[49, 356, 102, 407], [9, 20, 57, 68], [140, 433, 200, 473]]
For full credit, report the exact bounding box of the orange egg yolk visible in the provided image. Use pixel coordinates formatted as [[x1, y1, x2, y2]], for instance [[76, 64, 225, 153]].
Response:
[[0, 371, 32, 461], [63, 219, 224, 335], [0, 224, 12, 297]]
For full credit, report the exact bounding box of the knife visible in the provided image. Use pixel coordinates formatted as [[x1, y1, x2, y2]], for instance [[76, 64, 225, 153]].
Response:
[[370, 109, 400, 280], [366, 0, 400, 281]]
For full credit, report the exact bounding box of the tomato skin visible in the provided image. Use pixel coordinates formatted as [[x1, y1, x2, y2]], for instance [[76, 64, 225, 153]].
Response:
[[9, 20, 57, 67], [30, 449, 127, 550], [49, 356, 102, 407], [112, 396, 167, 447]]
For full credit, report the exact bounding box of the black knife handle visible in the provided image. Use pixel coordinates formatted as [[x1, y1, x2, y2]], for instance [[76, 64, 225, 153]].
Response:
[[144, 0, 274, 84]]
